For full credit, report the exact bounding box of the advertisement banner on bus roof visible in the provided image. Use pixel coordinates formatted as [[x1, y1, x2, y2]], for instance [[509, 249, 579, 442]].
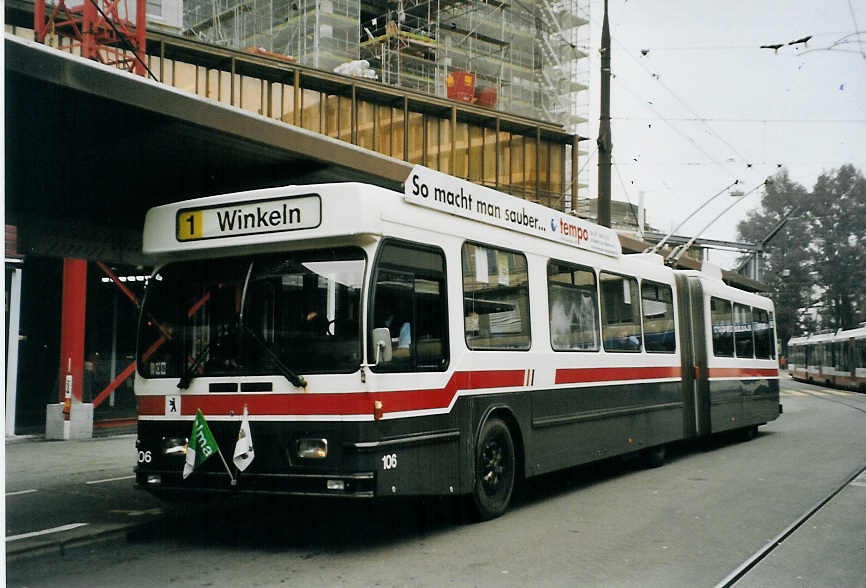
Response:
[[404, 166, 621, 258]]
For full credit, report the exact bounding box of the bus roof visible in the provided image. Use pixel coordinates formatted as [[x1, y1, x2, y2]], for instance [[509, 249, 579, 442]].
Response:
[[143, 168, 623, 259], [789, 325, 866, 346]]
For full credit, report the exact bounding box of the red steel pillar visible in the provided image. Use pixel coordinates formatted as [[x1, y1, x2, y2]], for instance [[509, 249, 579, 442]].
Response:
[[81, 0, 100, 64], [134, 0, 147, 76], [58, 259, 88, 402]]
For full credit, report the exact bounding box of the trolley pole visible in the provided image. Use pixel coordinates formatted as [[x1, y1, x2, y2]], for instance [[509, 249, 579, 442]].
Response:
[[597, 0, 612, 228]]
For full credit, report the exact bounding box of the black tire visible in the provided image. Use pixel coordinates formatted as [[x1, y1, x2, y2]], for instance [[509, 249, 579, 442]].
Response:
[[643, 444, 667, 468], [472, 417, 515, 521]]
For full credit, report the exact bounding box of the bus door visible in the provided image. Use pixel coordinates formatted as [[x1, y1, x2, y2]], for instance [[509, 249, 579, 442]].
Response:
[[674, 274, 696, 438], [686, 276, 711, 438], [365, 239, 455, 496]]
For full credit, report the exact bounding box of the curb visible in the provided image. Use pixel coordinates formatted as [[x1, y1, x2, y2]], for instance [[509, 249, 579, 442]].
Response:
[[5, 521, 152, 562], [4, 434, 45, 445], [5, 432, 137, 446]]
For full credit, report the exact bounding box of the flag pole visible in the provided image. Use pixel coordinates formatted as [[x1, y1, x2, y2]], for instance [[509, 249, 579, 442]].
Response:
[[215, 444, 237, 486], [230, 406, 243, 479]]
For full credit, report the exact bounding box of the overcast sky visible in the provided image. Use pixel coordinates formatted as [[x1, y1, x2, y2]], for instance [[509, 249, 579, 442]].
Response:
[[580, 0, 866, 268]]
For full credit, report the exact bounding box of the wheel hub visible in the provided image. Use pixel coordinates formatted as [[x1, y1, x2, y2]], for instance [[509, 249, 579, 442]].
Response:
[[481, 440, 505, 494]]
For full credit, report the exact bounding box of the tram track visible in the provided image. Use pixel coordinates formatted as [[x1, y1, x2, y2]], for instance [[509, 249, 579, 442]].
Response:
[[715, 462, 866, 587], [796, 387, 866, 414]]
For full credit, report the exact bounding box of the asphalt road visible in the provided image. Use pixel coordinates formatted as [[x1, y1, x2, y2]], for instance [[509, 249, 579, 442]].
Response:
[[5, 375, 865, 587], [4, 434, 164, 541]]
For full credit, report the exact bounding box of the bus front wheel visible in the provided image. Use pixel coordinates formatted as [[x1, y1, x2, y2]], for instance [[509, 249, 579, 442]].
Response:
[[472, 417, 515, 521]]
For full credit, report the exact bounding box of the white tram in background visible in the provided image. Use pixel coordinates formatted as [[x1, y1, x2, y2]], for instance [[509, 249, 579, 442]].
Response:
[[788, 326, 866, 391], [134, 166, 780, 519]]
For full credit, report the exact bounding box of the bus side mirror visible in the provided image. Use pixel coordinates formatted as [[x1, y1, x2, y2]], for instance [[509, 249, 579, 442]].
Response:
[[371, 328, 392, 365]]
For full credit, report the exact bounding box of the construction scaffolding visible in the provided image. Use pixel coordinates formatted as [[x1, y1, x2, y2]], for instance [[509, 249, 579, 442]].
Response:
[[181, 0, 589, 131], [184, 0, 361, 72], [359, 0, 588, 127]]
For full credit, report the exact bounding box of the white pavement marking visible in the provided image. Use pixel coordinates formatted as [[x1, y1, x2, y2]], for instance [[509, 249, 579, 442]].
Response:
[[5, 489, 38, 497], [782, 389, 805, 396], [7, 523, 89, 542], [850, 471, 866, 488], [85, 475, 136, 485]]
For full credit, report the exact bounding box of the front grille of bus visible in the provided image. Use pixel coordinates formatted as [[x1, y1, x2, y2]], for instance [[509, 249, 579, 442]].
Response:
[[136, 469, 375, 497]]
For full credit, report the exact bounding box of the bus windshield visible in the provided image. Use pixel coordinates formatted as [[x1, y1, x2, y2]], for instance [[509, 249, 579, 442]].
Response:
[[137, 247, 365, 381]]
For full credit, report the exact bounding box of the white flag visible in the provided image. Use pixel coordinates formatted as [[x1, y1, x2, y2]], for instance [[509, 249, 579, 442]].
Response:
[[233, 405, 255, 471]]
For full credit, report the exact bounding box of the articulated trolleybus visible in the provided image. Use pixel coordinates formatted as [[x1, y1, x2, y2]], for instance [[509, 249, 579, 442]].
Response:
[[788, 326, 866, 390], [134, 166, 780, 519]]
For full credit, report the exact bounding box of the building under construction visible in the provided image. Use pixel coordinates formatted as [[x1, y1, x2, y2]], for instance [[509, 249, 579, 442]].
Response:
[[4, 0, 593, 435], [182, 0, 590, 130]]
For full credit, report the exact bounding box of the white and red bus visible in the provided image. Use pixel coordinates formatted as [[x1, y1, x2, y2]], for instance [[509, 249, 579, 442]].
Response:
[[134, 166, 780, 519], [788, 326, 866, 390]]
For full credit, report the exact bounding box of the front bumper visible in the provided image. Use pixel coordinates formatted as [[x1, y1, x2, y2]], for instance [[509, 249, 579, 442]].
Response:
[[135, 468, 375, 498]]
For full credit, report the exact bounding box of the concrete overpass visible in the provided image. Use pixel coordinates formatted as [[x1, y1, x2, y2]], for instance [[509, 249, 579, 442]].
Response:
[[6, 34, 414, 264]]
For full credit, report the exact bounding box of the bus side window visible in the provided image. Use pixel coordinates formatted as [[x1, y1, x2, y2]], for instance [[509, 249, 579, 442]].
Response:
[[599, 272, 641, 352], [641, 280, 676, 353], [710, 297, 734, 357], [769, 311, 776, 359], [733, 303, 754, 358], [547, 260, 599, 351], [461, 243, 531, 350], [753, 308, 772, 359], [370, 241, 448, 372], [839, 341, 851, 372], [858, 339, 866, 370]]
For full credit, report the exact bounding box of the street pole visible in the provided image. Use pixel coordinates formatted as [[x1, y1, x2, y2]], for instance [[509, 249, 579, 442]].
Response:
[[597, 0, 612, 228]]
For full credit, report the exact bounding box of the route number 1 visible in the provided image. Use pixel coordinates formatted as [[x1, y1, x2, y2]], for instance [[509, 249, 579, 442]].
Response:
[[177, 211, 203, 241]]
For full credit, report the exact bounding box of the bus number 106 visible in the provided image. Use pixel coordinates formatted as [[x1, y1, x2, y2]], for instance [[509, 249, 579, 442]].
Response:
[[381, 454, 398, 470]]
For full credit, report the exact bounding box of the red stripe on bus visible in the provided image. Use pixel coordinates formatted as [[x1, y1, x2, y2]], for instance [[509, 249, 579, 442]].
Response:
[[136, 369, 526, 417], [138, 395, 164, 415], [707, 367, 779, 378], [554, 366, 681, 385]]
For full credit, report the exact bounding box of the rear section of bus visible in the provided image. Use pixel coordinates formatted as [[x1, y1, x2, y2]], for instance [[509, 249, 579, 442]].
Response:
[[679, 268, 781, 439]]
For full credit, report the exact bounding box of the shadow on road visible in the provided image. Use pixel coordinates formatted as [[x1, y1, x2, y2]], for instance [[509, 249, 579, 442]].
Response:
[[127, 493, 464, 553], [514, 429, 774, 511]]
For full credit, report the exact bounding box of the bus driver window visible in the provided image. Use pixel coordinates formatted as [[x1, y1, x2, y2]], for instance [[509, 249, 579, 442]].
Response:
[[370, 241, 448, 372]]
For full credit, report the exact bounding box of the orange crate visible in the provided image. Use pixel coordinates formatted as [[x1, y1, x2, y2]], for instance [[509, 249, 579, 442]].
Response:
[[475, 86, 497, 107], [446, 70, 476, 103]]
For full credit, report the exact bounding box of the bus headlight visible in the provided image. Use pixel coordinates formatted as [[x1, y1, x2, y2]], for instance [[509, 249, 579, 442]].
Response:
[[162, 436, 188, 456], [297, 438, 328, 459]]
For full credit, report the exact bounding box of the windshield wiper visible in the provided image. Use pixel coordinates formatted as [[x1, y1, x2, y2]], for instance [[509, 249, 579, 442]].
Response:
[[236, 260, 307, 389], [177, 325, 307, 390], [177, 341, 213, 389], [240, 323, 308, 389]]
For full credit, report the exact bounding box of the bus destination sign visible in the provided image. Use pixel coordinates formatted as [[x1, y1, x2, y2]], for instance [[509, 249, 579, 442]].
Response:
[[404, 166, 621, 258], [176, 194, 321, 242]]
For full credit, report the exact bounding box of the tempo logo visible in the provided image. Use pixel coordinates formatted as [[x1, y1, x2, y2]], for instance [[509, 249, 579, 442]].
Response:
[[558, 218, 590, 243]]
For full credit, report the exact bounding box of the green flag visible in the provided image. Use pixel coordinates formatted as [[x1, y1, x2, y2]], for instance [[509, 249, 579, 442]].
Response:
[[183, 409, 219, 479]]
